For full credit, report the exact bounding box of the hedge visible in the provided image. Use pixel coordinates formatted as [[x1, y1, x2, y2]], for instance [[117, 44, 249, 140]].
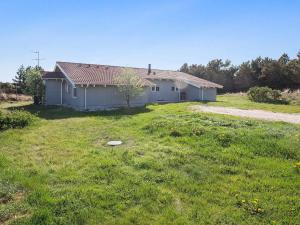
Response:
[[0, 110, 35, 130]]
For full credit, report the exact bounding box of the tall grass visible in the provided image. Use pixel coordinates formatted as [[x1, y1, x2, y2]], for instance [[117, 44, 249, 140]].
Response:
[[0, 92, 32, 102], [0, 101, 299, 224], [282, 89, 300, 105]]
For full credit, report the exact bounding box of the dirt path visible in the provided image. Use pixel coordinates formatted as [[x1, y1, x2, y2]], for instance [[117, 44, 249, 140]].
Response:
[[190, 105, 300, 124]]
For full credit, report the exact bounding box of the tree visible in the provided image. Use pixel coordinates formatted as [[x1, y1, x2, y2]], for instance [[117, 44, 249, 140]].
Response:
[[179, 59, 237, 92], [287, 59, 300, 88], [179, 50, 300, 92], [24, 67, 44, 104], [114, 68, 144, 107], [13, 65, 27, 94], [259, 59, 282, 89], [278, 53, 290, 65], [234, 62, 256, 91], [179, 63, 189, 73]]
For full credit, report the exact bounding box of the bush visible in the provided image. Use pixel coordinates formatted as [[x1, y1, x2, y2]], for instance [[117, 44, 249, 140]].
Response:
[[216, 132, 234, 147], [169, 128, 182, 137], [0, 110, 35, 130], [281, 89, 300, 105], [247, 86, 287, 104], [190, 126, 205, 136]]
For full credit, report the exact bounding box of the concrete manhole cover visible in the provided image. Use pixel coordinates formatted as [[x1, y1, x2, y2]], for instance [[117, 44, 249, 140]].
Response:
[[107, 141, 123, 146]]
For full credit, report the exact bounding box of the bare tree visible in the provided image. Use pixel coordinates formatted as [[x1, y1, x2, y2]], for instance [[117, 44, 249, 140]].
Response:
[[115, 68, 144, 107]]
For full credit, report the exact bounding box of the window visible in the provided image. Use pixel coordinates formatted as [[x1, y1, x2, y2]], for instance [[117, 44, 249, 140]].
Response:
[[171, 87, 175, 91], [176, 87, 179, 91], [73, 87, 77, 98], [151, 86, 160, 92]]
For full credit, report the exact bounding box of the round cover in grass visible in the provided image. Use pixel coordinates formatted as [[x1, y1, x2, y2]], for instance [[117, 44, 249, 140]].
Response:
[[107, 141, 123, 146]]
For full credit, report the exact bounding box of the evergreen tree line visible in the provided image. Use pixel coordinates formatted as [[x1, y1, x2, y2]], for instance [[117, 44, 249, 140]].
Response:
[[179, 51, 300, 92]]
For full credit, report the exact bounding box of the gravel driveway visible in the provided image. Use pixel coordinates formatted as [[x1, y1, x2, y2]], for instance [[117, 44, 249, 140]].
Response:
[[190, 105, 300, 124]]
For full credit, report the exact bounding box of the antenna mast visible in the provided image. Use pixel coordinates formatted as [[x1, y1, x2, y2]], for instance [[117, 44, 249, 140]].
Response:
[[33, 51, 45, 67]]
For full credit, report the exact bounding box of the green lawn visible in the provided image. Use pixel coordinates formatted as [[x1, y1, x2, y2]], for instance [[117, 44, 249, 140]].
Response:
[[0, 98, 299, 225], [207, 93, 300, 113]]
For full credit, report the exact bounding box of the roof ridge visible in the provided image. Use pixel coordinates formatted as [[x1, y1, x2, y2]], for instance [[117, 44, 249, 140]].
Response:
[[56, 61, 179, 73]]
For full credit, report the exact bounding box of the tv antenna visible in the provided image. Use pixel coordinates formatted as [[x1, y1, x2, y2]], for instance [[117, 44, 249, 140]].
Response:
[[32, 51, 45, 67]]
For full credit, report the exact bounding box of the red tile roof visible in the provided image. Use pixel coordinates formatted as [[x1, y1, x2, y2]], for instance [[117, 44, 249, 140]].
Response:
[[52, 61, 223, 88]]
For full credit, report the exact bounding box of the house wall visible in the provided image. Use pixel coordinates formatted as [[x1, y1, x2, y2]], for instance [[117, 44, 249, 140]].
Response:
[[203, 88, 217, 101], [150, 80, 180, 102], [149, 80, 217, 102], [45, 77, 217, 110], [183, 84, 201, 101], [44, 79, 62, 105], [75, 85, 151, 110], [62, 79, 83, 108]]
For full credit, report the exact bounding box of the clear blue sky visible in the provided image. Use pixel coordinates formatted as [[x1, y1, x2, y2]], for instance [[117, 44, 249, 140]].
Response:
[[0, 0, 299, 82]]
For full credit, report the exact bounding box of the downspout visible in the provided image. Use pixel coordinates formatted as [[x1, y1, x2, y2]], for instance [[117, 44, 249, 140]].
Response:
[[61, 79, 63, 105], [84, 85, 87, 110]]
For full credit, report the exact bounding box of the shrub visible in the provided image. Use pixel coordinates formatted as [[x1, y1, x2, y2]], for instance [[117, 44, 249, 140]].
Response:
[[190, 126, 205, 136], [169, 128, 182, 137], [282, 89, 300, 105], [216, 132, 233, 147], [0, 110, 35, 130], [247, 86, 287, 104]]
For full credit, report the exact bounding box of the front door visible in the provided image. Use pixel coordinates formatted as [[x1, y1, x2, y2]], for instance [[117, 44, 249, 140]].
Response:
[[180, 92, 186, 101]]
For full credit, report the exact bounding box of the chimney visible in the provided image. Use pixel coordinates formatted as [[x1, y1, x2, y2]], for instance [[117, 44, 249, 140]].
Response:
[[148, 64, 151, 75]]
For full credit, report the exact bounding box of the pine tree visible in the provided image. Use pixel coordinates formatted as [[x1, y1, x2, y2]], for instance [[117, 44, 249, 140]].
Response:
[[12, 65, 27, 94]]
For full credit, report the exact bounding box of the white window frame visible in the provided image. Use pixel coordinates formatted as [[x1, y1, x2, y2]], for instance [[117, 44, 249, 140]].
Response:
[[151, 86, 156, 92], [156, 86, 160, 92]]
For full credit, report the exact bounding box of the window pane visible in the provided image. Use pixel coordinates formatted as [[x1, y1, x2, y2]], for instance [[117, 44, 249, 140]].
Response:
[[152, 86, 155, 91], [171, 87, 175, 91], [156, 86, 160, 91]]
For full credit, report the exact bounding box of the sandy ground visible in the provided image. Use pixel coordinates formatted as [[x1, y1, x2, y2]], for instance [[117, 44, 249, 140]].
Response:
[[190, 105, 300, 124]]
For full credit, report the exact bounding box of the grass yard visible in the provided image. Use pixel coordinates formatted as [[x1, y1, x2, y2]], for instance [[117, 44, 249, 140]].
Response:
[[0, 96, 300, 224], [207, 93, 300, 113]]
